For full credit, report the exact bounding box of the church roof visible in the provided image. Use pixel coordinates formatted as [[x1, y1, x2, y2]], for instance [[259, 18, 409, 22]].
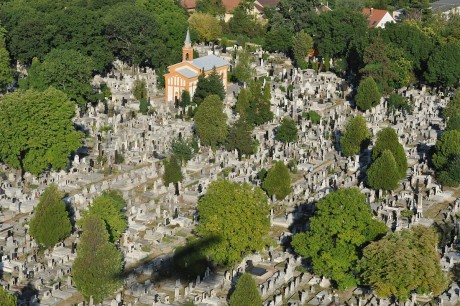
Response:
[[192, 54, 229, 71], [176, 67, 199, 78]]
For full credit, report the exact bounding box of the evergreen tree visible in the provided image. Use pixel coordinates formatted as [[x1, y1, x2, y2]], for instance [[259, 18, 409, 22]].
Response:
[[263, 161, 292, 200], [163, 155, 184, 187], [192, 69, 225, 105], [367, 150, 400, 191], [275, 117, 298, 143], [340, 115, 371, 157], [72, 215, 123, 303], [84, 191, 127, 243], [139, 98, 149, 115], [196, 0, 225, 16], [372, 127, 407, 179], [171, 137, 196, 165], [181, 90, 191, 109], [29, 185, 72, 249], [355, 77, 381, 111], [225, 118, 255, 159], [292, 30, 313, 67], [229, 273, 262, 306], [246, 80, 274, 126], [443, 90, 460, 120], [194, 95, 228, 148], [234, 48, 254, 85], [236, 88, 250, 117]]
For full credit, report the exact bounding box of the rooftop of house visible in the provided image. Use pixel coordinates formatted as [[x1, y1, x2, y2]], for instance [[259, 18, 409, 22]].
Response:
[[362, 8, 391, 27], [192, 54, 229, 71]]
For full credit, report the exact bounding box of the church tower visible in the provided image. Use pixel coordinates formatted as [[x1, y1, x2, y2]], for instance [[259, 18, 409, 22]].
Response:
[[182, 28, 193, 62]]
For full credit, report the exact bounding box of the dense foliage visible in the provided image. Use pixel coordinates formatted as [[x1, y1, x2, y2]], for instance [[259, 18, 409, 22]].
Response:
[[276, 118, 298, 143], [0, 88, 83, 175], [163, 155, 184, 187], [367, 150, 400, 190], [225, 118, 256, 159], [29, 185, 72, 249], [292, 188, 387, 289], [0, 287, 16, 306], [192, 69, 226, 105], [340, 115, 370, 156], [262, 162, 292, 200], [196, 180, 270, 267], [72, 215, 123, 303], [355, 77, 381, 111], [194, 95, 228, 148], [360, 226, 448, 301], [372, 127, 407, 179], [229, 273, 262, 306]]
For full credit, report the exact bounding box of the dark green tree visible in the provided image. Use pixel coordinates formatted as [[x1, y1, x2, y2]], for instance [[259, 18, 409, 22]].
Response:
[[192, 69, 225, 105], [446, 113, 460, 132], [84, 191, 127, 243], [276, 118, 298, 143], [196, 180, 270, 267], [0, 287, 16, 306], [72, 215, 123, 304], [432, 130, 460, 170], [228, 1, 265, 38], [262, 161, 292, 200], [246, 80, 274, 126], [355, 77, 381, 111], [194, 95, 228, 148], [367, 150, 400, 191], [0, 32, 13, 92], [29, 185, 72, 249], [425, 41, 460, 88], [0, 88, 83, 175], [229, 273, 262, 306], [225, 118, 255, 159], [438, 154, 460, 187], [292, 30, 313, 67], [171, 138, 196, 165], [360, 226, 448, 301], [291, 188, 387, 289], [264, 27, 292, 53], [234, 48, 254, 85], [443, 90, 460, 120], [163, 155, 184, 187], [372, 127, 407, 179], [387, 94, 412, 113], [181, 90, 191, 109], [236, 88, 251, 117], [139, 98, 149, 115], [340, 115, 371, 156]]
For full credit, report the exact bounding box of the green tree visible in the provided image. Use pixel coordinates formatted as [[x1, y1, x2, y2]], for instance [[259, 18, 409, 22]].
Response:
[[360, 226, 448, 301], [225, 118, 255, 159], [372, 127, 407, 179], [291, 188, 387, 289], [196, 0, 225, 16], [29, 185, 71, 249], [236, 88, 250, 117], [262, 161, 292, 200], [276, 118, 298, 143], [355, 77, 381, 111], [163, 155, 184, 187], [246, 80, 274, 126], [181, 90, 191, 109], [438, 154, 460, 187], [340, 115, 371, 157], [446, 113, 460, 132], [22, 49, 95, 108], [194, 95, 228, 148], [171, 138, 196, 165], [292, 30, 313, 67], [196, 180, 270, 267], [72, 215, 123, 304], [133, 79, 147, 100], [387, 94, 412, 113], [85, 191, 127, 243], [189, 12, 222, 43], [234, 48, 254, 85], [0, 46, 12, 92], [192, 69, 225, 105], [444, 90, 460, 120], [139, 98, 149, 115], [432, 130, 460, 170], [0, 88, 83, 175], [228, 1, 265, 38], [229, 273, 262, 306], [0, 287, 16, 306], [425, 41, 460, 88], [306, 110, 321, 124], [367, 150, 400, 191], [264, 27, 293, 53]]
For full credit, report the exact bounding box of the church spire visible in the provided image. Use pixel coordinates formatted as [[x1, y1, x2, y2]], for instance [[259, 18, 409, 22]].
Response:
[[182, 28, 193, 61]]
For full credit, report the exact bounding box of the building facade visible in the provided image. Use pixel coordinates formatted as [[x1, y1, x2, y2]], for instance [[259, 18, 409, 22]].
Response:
[[164, 30, 229, 103]]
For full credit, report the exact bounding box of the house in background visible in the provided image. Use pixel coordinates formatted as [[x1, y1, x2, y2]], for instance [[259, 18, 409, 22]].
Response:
[[163, 30, 229, 103], [431, 0, 460, 17], [362, 8, 396, 28]]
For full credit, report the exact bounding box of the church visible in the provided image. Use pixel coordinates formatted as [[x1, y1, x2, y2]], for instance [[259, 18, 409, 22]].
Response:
[[164, 30, 229, 103]]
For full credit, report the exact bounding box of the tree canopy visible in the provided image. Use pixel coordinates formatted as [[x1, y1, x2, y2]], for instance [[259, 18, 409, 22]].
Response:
[[194, 95, 228, 148], [292, 30, 313, 67], [372, 127, 407, 179], [360, 226, 448, 301], [291, 188, 387, 289], [192, 69, 225, 105], [263, 161, 292, 200], [276, 118, 298, 143], [340, 115, 370, 156], [225, 118, 256, 159], [163, 155, 184, 187], [0, 87, 83, 175], [189, 13, 222, 43], [229, 273, 262, 306], [432, 130, 460, 171], [355, 77, 381, 111], [196, 180, 270, 267], [72, 215, 123, 303], [29, 185, 72, 249], [0, 287, 16, 306], [367, 150, 400, 191]]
